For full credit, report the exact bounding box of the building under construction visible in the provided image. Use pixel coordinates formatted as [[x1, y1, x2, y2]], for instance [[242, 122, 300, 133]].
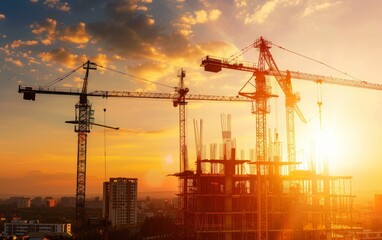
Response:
[[175, 114, 360, 240]]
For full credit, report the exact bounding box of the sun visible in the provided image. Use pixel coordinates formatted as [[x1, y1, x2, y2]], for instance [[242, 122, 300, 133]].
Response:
[[312, 126, 340, 175], [297, 121, 340, 175]]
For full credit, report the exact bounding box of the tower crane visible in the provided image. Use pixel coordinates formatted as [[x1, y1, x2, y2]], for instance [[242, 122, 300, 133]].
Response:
[[22, 60, 119, 239], [201, 37, 382, 167], [18, 66, 250, 239], [201, 36, 382, 240]]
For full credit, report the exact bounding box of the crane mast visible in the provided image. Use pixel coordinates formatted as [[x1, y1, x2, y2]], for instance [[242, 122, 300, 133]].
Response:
[[250, 38, 274, 240], [254, 39, 305, 173], [172, 69, 189, 231], [74, 61, 96, 239], [173, 69, 189, 173]]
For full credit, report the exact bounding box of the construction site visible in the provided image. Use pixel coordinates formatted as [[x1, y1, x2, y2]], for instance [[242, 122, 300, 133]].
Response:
[[176, 113, 357, 240], [18, 37, 382, 240], [175, 37, 373, 240]]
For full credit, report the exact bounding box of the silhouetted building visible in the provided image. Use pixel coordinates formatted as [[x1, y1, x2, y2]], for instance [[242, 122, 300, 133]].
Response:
[[8, 197, 31, 208], [86, 197, 102, 209], [60, 197, 76, 208], [31, 197, 45, 207], [45, 197, 57, 207], [103, 178, 138, 226]]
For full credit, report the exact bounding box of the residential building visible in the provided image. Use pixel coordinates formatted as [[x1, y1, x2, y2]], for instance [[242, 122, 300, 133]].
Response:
[[31, 197, 45, 208], [8, 197, 31, 208], [103, 178, 138, 226], [45, 197, 57, 208], [3, 219, 71, 237], [60, 197, 76, 208]]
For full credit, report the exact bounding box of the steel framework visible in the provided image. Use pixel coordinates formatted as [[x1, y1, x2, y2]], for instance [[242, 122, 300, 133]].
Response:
[[178, 127, 360, 240]]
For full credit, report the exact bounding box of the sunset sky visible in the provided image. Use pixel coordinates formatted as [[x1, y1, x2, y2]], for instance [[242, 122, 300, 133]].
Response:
[[1, 0, 382, 199]]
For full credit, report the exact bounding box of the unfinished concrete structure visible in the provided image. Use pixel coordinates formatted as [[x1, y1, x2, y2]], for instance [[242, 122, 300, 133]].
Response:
[[176, 114, 359, 240]]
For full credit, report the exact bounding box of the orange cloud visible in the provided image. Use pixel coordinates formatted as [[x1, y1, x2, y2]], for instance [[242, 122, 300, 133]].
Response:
[[11, 40, 38, 48], [234, 0, 247, 7], [0, 13, 5, 20], [10, 40, 22, 48], [31, 18, 57, 45], [302, 1, 342, 17], [181, 9, 222, 25], [115, 0, 151, 12], [244, 0, 278, 24], [44, 0, 71, 12], [39, 48, 86, 69], [176, 9, 221, 37], [31, 18, 56, 34], [88, 0, 161, 59], [125, 61, 173, 91], [5, 57, 23, 67], [90, 54, 109, 69], [41, 39, 52, 46], [58, 22, 89, 44]]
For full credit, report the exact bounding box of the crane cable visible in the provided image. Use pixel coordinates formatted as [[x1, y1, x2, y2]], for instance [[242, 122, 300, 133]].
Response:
[[96, 64, 175, 90], [228, 42, 255, 63], [42, 62, 175, 91], [41, 63, 85, 88], [272, 42, 362, 82]]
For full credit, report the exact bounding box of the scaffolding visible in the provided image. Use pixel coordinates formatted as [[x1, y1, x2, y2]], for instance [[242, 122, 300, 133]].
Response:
[[175, 115, 360, 240]]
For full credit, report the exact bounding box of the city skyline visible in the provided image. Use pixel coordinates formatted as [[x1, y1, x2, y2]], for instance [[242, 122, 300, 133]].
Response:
[[1, 0, 382, 198]]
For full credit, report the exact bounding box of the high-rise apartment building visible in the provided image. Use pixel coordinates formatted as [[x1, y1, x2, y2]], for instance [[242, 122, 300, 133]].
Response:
[[103, 177, 138, 226]]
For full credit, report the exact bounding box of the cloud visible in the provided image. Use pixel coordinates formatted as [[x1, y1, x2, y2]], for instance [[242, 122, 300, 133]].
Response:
[[58, 22, 89, 44], [86, 0, 235, 89], [302, 1, 341, 17], [244, 0, 278, 24], [38, 48, 86, 68], [90, 53, 109, 68], [87, 0, 227, 62], [0, 13, 5, 20], [209, 9, 222, 21], [11, 40, 39, 48], [236, 0, 341, 24], [30, 0, 38, 3], [176, 9, 222, 37], [44, 0, 71, 12], [31, 18, 89, 46], [234, 0, 247, 8], [87, 0, 160, 59], [125, 61, 173, 91], [38, 48, 109, 70], [31, 18, 57, 45], [5, 57, 23, 67]]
